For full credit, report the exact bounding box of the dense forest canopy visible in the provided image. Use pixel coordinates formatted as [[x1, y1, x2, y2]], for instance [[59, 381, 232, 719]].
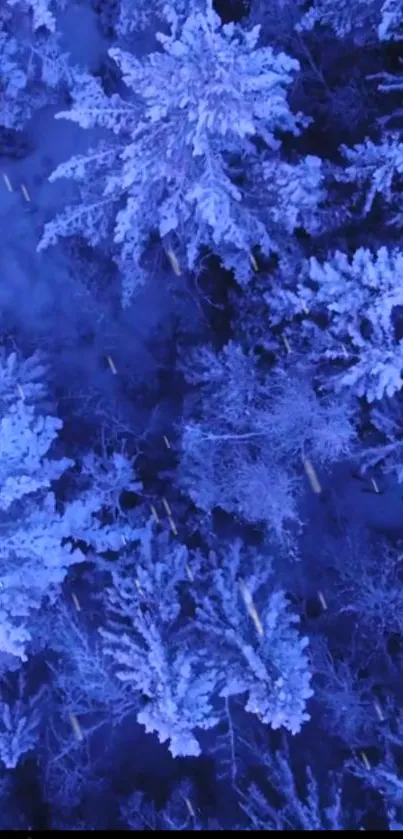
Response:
[[0, 0, 402, 829]]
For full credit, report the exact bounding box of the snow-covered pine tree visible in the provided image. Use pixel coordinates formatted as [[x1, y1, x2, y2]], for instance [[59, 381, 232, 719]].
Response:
[[294, 247, 403, 401], [0, 349, 144, 661], [38, 0, 306, 303], [194, 540, 313, 735], [98, 526, 220, 757]]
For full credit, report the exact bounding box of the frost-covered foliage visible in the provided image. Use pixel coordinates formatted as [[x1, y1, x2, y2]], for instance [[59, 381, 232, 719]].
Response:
[[361, 397, 403, 481], [120, 780, 218, 830], [195, 541, 313, 734], [178, 341, 355, 534], [249, 0, 306, 47], [116, 0, 202, 36], [56, 449, 144, 554], [312, 648, 375, 747], [0, 350, 145, 661], [296, 0, 380, 40], [78, 449, 142, 521], [6, 0, 65, 33], [39, 0, 304, 302], [47, 603, 133, 723], [338, 135, 403, 219], [99, 530, 312, 754], [0, 397, 73, 658], [348, 722, 403, 827], [0, 349, 48, 408], [0, 674, 46, 769], [0, 402, 71, 510], [99, 524, 219, 757], [0, 0, 76, 129], [262, 154, 326, 235], [2, 0, 403, 830], [239, 746, 347, 829], [332, 533, 403, 642], [378, 0, 403, 39], [295, 247, 403, 401]]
